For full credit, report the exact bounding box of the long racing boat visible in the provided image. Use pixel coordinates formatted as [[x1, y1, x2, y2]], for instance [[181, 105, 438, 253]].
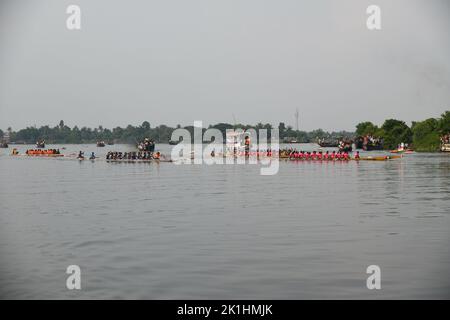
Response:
[[26, 153, 64, 157]]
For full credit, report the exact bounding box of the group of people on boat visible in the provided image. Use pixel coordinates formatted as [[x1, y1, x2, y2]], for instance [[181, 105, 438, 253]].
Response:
[[220, 148, 360, 160], [26, 149, 60, 155], [106, 151, 161, 160], [354, 135, 383, 150], [137, 138, 155, 152], [338, 140, 353, 152], [282, 149, 358, 160], [364, 135, 382, 145], [440, 134, 450, 152], [395, 142, 410, 151], [225, 148, 275, 157], [317, 138, 338, 147]]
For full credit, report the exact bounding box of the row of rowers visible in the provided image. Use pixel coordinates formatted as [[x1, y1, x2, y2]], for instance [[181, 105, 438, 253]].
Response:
[[106, 151, 161, 160], [26, 149, 61, 155], [284, 150, 360, 160]]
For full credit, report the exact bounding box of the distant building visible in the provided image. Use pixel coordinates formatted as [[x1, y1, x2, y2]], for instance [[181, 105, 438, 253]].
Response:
[[2, 132, 10, 143]]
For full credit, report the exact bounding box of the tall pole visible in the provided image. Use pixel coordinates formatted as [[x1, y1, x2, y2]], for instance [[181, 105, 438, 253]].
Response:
[[295, 108, 299, 131]]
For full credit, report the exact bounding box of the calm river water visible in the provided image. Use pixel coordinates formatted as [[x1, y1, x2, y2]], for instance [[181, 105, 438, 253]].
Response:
[[0, 144, 449, 299]]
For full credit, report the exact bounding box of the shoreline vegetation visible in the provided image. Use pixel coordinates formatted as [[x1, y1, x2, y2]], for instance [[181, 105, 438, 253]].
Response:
[[1, 111, 448, 152]]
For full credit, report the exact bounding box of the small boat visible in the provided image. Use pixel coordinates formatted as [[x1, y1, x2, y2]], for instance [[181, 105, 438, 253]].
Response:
[[283, 137, 299, 143], [353, 155, 401, 161], [97, 141, 106, 147], [107, 141, 114, 146], [390, 148, 414, 154], [36, 141, 45, 148], [317, 141, 338, 148], [0, 142, 8, 148]]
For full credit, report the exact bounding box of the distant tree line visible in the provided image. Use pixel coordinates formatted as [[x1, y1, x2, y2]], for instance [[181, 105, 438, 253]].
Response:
[[355, 111, 450, 151], [2, 111, 448, 151], [1, 120, 354, 145]]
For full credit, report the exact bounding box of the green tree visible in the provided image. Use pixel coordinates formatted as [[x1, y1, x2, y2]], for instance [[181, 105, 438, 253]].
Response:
[[380, 119, 412, 149], [141, 121, 151, 131], [278, 122, 286, 139], [438, 110, 450, 135], [411, 118, 440, 152], [355, 121, 378, 136], [310, 129, 327, 140], [295, 131, 309, 143]]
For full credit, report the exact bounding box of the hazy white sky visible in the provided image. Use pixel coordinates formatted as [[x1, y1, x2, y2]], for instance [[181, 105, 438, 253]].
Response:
[[0, 0, 449, 131]]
